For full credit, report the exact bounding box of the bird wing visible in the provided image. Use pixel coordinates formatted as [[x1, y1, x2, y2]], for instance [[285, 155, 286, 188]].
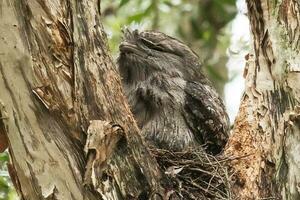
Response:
[[182, 81, 230, 154]]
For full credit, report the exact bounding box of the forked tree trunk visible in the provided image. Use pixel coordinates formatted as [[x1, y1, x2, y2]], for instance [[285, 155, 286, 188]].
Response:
[[1, 0, 300, 199], [225, 0, 300, 199], [0, 0, 163, 199]]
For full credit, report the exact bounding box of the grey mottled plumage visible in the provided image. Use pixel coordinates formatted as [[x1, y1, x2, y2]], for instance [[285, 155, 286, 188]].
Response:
[[118, 29, 229, 154]]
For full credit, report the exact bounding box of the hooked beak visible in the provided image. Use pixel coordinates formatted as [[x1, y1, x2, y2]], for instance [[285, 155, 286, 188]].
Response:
[[119, 28, 147, 57], [119, 41, 147, 58], [119, 41, 138, 53]]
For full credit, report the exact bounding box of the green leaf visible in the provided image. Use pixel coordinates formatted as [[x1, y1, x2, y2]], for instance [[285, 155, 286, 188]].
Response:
[[163, 0, 173, 7], [127, 3, 153, 23], [0, 177, 8, 189], [127, 12, 146, 23], [119, 0, 130, 8], [0, 153, 8, 163]]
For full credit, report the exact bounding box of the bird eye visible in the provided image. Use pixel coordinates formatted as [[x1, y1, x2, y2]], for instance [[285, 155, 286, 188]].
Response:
[[140, 38, 164, 51]]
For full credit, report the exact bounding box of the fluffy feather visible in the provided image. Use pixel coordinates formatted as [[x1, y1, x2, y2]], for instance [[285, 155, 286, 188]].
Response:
[[118, 29, 229, 154]]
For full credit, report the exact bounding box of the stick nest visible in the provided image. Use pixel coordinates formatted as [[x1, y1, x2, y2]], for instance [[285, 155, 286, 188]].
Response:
[[150, 147, 234, 200]]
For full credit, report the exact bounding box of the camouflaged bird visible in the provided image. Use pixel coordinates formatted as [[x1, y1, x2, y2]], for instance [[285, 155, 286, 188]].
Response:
[[118, 29, 229, 154]]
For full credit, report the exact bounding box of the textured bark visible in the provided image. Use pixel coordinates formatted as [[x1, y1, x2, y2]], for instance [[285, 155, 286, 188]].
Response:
[[0, 0, 162, 199], [225, 0, 300, 199]]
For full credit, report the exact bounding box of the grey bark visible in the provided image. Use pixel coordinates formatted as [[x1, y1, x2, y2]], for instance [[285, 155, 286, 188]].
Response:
[[3, 0, 300, 199], [225, 0, 300, 199], [0, 0, 162, 199]]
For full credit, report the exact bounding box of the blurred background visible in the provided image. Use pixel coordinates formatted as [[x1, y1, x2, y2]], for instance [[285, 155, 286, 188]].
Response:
[[0, 0, 249, 199]]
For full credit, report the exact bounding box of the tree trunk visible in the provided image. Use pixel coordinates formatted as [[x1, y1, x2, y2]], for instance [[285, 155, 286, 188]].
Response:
[[225, 0, 300, 199], [0, 0, 163, 199], [2, 0, 300, 199]]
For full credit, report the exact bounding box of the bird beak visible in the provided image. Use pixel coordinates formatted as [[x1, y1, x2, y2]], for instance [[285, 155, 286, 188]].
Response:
[[119, 41, 137, 53]]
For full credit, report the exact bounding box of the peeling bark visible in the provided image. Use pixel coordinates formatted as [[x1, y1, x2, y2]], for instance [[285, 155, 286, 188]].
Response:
[[0, 0, 163, 199], [226, 0, 300, 199], [3, 0, 300, 199]]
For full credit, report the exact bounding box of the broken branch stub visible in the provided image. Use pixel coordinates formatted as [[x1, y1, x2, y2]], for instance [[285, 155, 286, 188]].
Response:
[[84, 120, 125, 189]]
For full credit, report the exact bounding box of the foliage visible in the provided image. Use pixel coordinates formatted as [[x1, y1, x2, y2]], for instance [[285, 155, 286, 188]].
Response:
[[0, 153, 17, 200]]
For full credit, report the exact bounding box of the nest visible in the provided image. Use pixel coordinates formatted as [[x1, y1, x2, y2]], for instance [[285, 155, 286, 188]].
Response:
[[150, 147, 234, 200]]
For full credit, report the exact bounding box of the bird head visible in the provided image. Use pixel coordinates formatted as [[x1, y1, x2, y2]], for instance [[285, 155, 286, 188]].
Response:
[[118, 29, 202, 84]]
